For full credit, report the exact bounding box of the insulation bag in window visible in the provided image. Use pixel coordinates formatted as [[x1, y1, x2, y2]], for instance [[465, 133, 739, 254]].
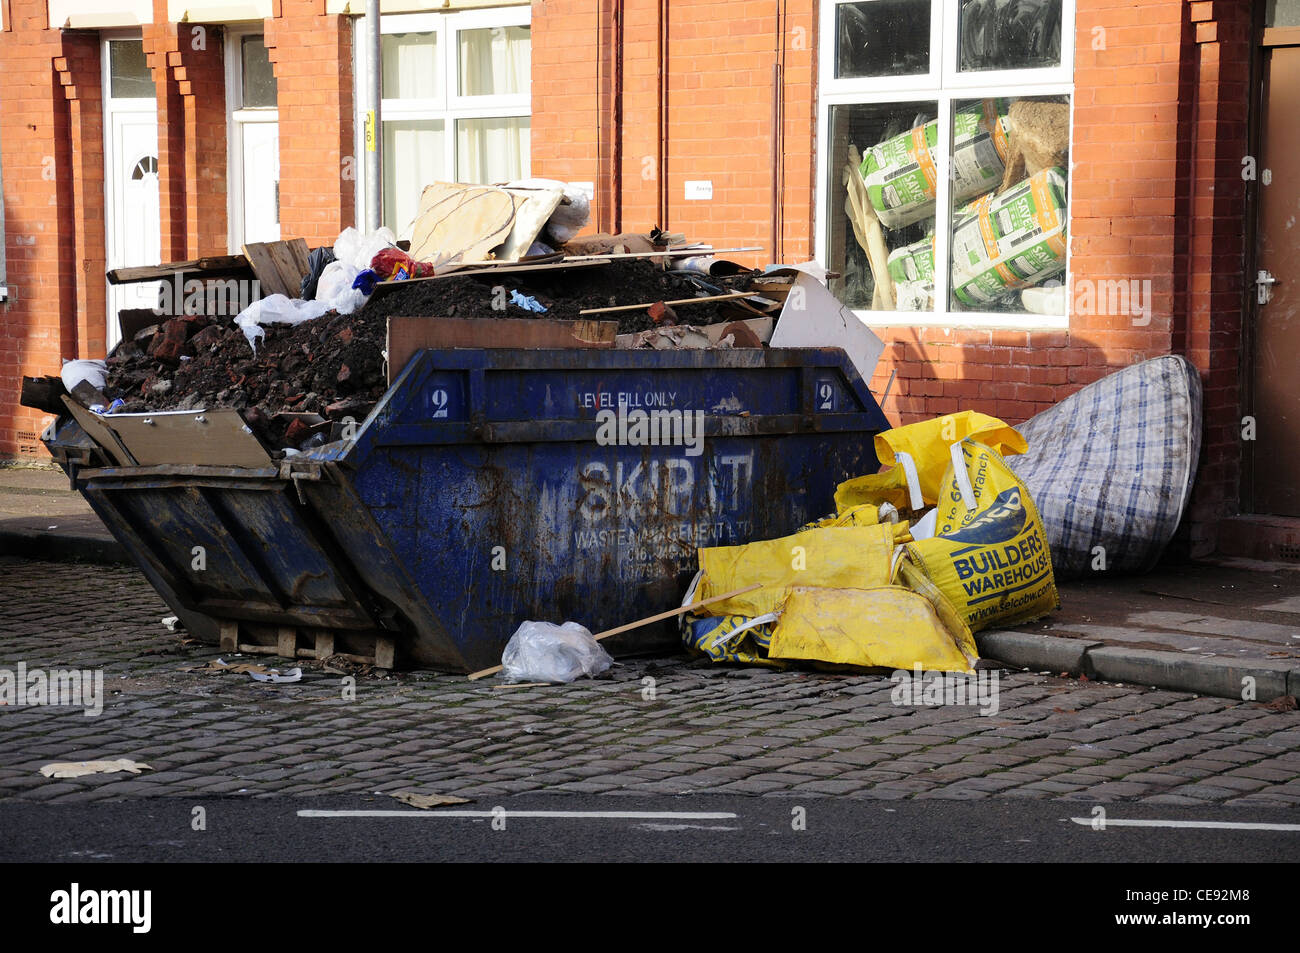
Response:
[[950, 166, 1068, 307], [887, 236, 936, 312], [859, 99, 1011, 230], [903, 438, 1059, 633], [887, 235, 936, 283]]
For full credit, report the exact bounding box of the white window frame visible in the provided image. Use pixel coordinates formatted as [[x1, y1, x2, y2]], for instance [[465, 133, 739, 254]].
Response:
[[353, 6, 533, 231], [815, 0, 1077, 330], [225, 25, 280, 251]]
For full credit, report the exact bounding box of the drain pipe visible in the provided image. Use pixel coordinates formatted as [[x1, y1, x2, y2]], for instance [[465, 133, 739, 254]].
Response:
[[364, 0, 383, 233]]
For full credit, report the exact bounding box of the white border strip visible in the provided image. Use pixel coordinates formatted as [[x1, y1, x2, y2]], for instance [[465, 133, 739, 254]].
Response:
[[299, 810, 740, 820], [1071, 817, 1300, 832]]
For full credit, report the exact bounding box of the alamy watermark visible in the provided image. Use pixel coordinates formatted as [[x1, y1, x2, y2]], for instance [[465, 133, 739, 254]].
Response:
[[154, 272, 260, 317], [0, 662, 103, 716], [594, 405, 706, 457], [890, 664, 1000, 716]]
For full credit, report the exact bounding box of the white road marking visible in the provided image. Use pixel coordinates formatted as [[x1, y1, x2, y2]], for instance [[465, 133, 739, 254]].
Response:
[[299, 810, 739, 820], [1071, 817, 1300, 831]]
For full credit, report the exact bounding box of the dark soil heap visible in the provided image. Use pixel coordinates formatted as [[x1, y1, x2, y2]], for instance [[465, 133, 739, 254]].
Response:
[[102, 259, 759, 447]]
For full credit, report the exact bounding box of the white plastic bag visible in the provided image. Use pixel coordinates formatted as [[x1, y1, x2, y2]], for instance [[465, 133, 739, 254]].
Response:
[[314, 260, 367, 315], [233, 294, 330, 350], [505, 178, 592, 245], [499, 621, 613, 683], [60, 358, 108, 394]]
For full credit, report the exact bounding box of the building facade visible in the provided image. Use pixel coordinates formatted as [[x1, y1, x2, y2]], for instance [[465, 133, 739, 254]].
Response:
[[0, 0, 1291, 560]]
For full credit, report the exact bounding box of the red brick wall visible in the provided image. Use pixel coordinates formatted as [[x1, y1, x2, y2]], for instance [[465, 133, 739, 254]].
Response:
[[532, 0, 816, 259], [266, 2, 355, 246], [0, 2, 109, 461], [144, 10, 227, 260]]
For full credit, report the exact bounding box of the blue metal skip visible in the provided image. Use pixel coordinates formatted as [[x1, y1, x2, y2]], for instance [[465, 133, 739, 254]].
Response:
[[45, 347, 891, 672]]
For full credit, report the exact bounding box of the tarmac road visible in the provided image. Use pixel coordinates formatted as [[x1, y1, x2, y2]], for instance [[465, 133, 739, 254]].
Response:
[[1, 793, 1295, 863]]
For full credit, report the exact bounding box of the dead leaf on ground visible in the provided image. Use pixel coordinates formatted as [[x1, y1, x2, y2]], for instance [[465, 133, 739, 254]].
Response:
[[1259, 695, 1298, 713], [388, 790, 472, 810], [41, 759, 152, 779]]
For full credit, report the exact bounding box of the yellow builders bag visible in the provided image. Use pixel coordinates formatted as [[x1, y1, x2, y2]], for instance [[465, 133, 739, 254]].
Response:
[[835, 412, 1027, 514], [682, 525, 897, 665], [767, 585, 978, 674], [904, 438, 1058, 632], [696, 524, 896, 617]]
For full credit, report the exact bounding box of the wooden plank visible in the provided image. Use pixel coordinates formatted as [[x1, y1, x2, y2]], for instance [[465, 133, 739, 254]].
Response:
[[387, 316, 618, 384], [100, 408, 275, 469], [286, 238, 312, 277], [559, 246, 764, 263], [313, 631, 335, 660], [580, 291, 756, 315], [242, 242, 295, 297], [219, 621, 239, 653], [374, 636, 396, 670], [107, 254, 250, 285], [368, 258, 614, 301], [277, 627, 298, 660], [116, 308, 160, 343], [266, 239, 310, 296]]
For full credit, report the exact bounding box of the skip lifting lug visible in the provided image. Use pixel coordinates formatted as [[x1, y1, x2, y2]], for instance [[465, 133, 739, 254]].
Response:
[[278, 460, 325, 505]]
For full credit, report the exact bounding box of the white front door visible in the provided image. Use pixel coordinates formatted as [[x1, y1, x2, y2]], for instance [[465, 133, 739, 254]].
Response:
[[104, 37, 161, 351]]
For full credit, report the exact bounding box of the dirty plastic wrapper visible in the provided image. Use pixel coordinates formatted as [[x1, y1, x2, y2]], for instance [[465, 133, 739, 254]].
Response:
[[499, 620, 613, 683], [859, 99, 1011, 229], [904, 438, 1059, 633], [951, 166, 1068, 307]]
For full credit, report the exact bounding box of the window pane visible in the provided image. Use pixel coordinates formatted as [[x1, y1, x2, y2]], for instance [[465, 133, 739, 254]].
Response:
[[1267, 0, 1300, 27], [947, 96, 1069, 315], [241, 36, 278, 108], [959, 0, 1062, 72], [458, 26, 531, 96], [383, 32, 439, 100], [109, 40, 154, 99], [828, 102, 938, 312], [456, 117, 530, 184], [384, 119, 446, 239], [836, 0, 930, 78]]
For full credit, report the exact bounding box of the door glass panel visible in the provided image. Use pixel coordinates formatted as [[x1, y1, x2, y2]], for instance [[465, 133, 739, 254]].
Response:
[[241, 36, 278, 108], [959, 0, 1062, 72], [383, 32, 440, 100], [456, 117, 529, 183], [241, 122, 280, 243], [836, 0, 930, 78], [827, 101, 938, 311], [458, 26, 531, 96], [109, 39, 154, 99], [384, 119, 446, 238]]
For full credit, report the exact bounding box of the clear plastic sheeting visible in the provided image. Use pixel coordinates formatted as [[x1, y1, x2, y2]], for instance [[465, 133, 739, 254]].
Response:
[[499, 620, 613, 684]]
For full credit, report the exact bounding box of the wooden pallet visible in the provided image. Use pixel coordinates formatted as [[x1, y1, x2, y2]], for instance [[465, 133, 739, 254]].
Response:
[[240, 238, 312, 298], [218, 622, 396, 669]]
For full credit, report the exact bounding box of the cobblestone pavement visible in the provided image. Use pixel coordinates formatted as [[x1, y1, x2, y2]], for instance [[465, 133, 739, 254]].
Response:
[[2, 557, 1299, 807]]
